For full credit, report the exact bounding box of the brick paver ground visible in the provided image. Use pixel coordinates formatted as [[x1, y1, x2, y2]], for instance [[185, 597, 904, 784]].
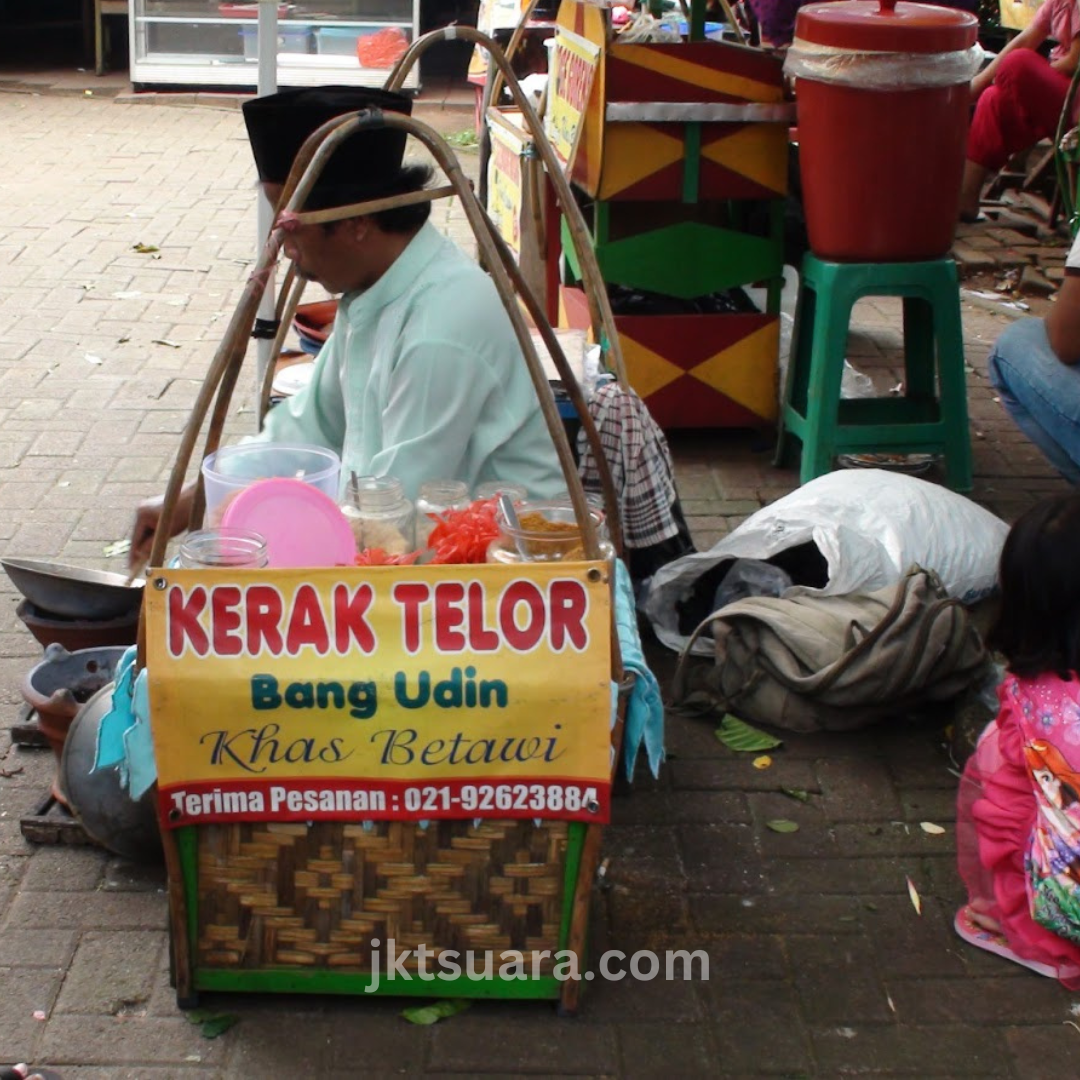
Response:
[[0, 87, 1077, 1078]]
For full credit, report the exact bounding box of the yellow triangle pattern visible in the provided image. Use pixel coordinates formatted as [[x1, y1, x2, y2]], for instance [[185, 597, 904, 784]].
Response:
[[702, 125, 788, 195], [620, 334, 685, 399], [602, 125, 684, 196], [616, 44, 783, 104], [691, 321, 779, 420]]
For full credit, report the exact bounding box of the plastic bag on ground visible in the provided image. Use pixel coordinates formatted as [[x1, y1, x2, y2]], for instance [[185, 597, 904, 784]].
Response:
[[644, 469, 1008, 655], [712, 558, 794, 612]]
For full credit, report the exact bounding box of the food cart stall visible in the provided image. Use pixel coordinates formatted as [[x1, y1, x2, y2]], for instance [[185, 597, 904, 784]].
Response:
[[540, 0, 794, 430], [115, 30, 656, 1015]]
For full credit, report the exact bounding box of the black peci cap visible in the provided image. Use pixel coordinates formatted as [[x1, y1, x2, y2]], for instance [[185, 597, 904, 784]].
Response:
[[242, 86, 414, 208]]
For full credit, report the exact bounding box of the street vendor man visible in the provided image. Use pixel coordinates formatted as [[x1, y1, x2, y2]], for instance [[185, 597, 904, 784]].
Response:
[[130, 85, 562, 566]]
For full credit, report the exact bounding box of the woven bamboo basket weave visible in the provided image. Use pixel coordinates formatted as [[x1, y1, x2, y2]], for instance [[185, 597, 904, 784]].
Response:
[[196, 819, 569, 973]]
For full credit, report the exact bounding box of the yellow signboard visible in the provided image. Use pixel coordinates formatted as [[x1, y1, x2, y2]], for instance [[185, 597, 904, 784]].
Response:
[[145, 564, 613, 828], [545, 27, 601, 172], [488, 118, 527, 252]]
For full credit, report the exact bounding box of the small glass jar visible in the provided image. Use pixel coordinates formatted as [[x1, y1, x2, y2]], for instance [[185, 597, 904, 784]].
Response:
[[486, 499, 612, 564], [473, 480, 529, 503], [342, 475, 415, 555], [415, 479, 470, 548], [179, 528, 269, 569], [554, 489, 611, 543]]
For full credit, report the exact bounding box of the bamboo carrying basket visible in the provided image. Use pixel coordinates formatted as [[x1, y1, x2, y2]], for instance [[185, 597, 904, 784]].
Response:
[[140, 29, 632, 1013]]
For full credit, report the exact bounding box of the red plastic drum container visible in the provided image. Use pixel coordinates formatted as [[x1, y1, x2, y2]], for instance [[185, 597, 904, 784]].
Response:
[[789, 0, 979, 261]]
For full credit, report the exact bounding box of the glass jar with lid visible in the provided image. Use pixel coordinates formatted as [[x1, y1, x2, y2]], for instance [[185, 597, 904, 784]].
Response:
[[473, 480, 528, 503], [486, 499, 613, 564], [554, 489, 611, 543], [179, 528, 269, 569], [341, 475, 415, 555], [415, 479, 470, 548]]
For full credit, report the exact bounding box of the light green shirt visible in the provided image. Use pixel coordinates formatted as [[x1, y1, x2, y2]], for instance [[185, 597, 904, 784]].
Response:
[[256, 222, 563, 502]]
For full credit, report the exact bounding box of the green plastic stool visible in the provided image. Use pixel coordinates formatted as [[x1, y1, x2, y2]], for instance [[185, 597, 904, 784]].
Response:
[[777, 254, 973, 492]]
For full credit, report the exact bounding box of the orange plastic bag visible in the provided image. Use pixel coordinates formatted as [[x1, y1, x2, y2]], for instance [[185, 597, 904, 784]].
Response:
[[357, 27, 409, 69]]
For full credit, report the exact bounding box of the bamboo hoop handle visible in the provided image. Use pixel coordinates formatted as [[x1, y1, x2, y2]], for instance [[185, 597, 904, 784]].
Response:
[[381, 112, 600, 556], [258, 270, 307, 426], [285, 184, 458, 227], [265, 107, 611, 557], [143, 108, 603, 570], [139, 94, 628, 682], [274, 260, 297, 324], [386, 26, 629, 389], [468, 162, 625, 557]]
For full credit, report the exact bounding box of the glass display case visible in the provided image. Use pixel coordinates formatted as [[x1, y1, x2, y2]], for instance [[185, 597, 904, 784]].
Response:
[[130, 0, 420, 89]]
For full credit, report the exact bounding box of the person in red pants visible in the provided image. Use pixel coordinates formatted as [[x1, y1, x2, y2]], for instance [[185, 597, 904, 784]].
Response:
[[959, 0, 1080, 223]]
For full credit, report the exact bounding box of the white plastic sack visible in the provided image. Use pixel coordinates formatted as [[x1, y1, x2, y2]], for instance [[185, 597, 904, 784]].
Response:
[[644, 469, 1008, 655]]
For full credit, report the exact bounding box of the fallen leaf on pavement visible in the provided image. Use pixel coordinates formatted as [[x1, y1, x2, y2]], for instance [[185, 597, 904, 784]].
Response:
[[781, 787, 810, 802], [185, 1008, 240, 1038], [715, 714, 782, 753], [401, 1000, 470, 1025], [765, 819, 799, 833], [906, 876, 922, 916]]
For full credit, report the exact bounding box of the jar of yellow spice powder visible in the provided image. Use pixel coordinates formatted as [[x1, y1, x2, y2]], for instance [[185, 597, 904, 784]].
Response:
[[485, 499, 613, 564]]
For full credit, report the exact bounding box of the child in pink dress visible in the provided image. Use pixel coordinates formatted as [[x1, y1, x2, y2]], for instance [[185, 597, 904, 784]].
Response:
[[956, 492, 1080, 985]]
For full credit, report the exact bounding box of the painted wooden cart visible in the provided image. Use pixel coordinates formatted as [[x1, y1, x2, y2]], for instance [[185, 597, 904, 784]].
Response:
[[548, 0, 794, 429], [138, 29, 639, 1015]]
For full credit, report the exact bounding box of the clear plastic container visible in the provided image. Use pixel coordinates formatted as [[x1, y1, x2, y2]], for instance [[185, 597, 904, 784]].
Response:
[[415, 479, 470, 548], [202, 442, 340, 527], [486, 499, 612, 564], [179, 528, 269, 569], [342, 475, 415, 555]]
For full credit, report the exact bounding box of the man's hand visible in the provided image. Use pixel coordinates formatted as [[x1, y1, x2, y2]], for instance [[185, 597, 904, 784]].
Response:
[[129, 482, 196, 570]]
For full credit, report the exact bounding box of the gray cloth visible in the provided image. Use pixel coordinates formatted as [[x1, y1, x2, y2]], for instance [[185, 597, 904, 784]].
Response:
[[673, 566, 987, 733]]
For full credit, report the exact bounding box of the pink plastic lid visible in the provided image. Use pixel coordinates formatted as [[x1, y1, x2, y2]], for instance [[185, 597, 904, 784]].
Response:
[[220, 478, 355, 568]]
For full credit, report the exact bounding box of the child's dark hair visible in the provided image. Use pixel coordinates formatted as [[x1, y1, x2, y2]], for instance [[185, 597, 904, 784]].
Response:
[[988, 492, 1080, 679]]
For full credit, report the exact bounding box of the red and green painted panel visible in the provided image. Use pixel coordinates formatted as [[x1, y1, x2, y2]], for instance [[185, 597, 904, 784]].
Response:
[[555, 0, 787, 201], [616, 312, 779, 428], [563, 217, 782, 299], [559, 288, 779, 429]]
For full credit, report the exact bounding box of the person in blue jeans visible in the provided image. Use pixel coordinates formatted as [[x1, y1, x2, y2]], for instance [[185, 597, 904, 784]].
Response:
[[988, 231, 1080, 485]]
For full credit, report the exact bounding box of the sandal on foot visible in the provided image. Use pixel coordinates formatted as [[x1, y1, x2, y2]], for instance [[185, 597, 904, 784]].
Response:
[[954, 903, 1061, 978]]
